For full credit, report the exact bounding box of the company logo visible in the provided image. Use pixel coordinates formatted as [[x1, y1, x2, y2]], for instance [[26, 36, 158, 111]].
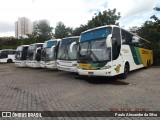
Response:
[[122, 49, 129, 53], [142, 50, 149, 54], [115, 64, 121, 73], [2, 112, 11, 117]]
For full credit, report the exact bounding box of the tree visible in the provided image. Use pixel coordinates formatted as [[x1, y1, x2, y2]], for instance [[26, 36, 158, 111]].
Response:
[[54, 22, 72, 39], [88, 9, 120, 29], [72, 8, 121, 36], [35, 21, 53, 42], [72, 25, 88, 36], [128, 26, 139, 34], [137, 7, 160, 65]]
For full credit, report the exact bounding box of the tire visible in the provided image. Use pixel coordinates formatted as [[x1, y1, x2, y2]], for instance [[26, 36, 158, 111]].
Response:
[[145, 60, 149, 69], [121, 64, 129, 79], [7, 59, 13, 63]]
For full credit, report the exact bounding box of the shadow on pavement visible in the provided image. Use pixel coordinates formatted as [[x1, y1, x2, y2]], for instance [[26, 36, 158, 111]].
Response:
[[74, 75, 129, 85]]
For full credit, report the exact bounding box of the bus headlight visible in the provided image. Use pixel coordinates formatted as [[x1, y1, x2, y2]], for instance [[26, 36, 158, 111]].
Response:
[[77, 64, 82, 69], [100, 65, 111, 70]]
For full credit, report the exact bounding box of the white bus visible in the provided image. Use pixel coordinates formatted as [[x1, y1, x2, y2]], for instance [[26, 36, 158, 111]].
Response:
[[41, 39, 61, 69], [26, 43, 43, 68], [0, 49, 16, 63], [57, 36, 79, 72], [15, 45, 29, 67], [77, 25, 153, 79]]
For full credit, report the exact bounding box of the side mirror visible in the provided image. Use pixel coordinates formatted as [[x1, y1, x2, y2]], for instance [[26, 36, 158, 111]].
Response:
[[76, 41, 79, 45], [36, 48, 41, 61], [69, 42, 76, 52], [106, 34, 112, 48], [51, 45, 55, 52], [36, 47, 41, 54]]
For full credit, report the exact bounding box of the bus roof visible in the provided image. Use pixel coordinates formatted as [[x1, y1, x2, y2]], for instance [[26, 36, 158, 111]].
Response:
[[61, 36, 79, 40], [44, 39, 61, 43], [0, 49, 15, 51], [81, 25, 117, 34], [29, 43, 43, 46], [18, 45, 29, 47], [81, 25, 151, 43]]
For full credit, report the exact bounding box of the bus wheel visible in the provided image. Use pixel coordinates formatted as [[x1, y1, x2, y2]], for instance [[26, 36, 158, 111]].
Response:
[[121, 64, 129, 79], [7, 59, 13, 63], [145, 60, 150, 69]]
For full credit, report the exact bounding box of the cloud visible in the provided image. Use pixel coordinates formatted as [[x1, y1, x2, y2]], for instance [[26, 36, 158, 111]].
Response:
[[0, 0, 159, 37], [0, 21, 14, 33], [101, 2, 108, 8], [89, 9, 100, 13], [107, 0, 158, 18]]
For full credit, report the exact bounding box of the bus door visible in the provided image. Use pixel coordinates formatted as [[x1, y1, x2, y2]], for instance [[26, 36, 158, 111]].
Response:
[[111, 27, 123, 75]]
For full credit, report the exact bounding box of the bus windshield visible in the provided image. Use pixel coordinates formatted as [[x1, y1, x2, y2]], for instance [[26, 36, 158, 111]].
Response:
[[41, 41, 57, 61], [41, 48, 55, 61], [15, 46, 23, 60], [43, 41, 57, 48], [15, 46, 28, 60], [78, 27, 112, 63], [57, 38, 78, 61], [27, 45, 36, 60]]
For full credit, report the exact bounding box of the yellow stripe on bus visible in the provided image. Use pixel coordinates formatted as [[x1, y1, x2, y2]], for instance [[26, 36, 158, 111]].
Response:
[[138, 48, 153, 67]]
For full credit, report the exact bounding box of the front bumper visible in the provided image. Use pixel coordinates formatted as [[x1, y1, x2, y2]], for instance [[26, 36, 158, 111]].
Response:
[[78, 69, 112, 76], [57, 65, 77, 72]]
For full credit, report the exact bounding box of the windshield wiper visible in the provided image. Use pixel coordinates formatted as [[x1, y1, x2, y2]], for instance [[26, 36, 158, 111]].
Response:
[[90, 50, 100, 62]]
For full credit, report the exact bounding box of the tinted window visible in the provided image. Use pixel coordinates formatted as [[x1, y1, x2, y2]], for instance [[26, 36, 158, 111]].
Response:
[[37, 44, 43, 48], [121, 29, 150, 49], [112, 27, 121, 60], [121, 29, 133, 45]]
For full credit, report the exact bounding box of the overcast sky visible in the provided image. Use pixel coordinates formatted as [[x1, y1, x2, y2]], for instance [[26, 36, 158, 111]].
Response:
[[0, 0, 159, 37]]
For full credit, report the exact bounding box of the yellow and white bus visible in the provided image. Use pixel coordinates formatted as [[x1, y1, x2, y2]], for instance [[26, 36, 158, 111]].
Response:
[[57, 36, 79, 72], [15, 45, 29, 67], [41, 39, 61, 69], [26, 43, 43, 68], [77, 25, 153, 79]]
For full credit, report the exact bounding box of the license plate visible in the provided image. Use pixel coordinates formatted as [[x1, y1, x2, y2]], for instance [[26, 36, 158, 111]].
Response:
[[88, 72, 94, 75], [60, 67, 70, 71]]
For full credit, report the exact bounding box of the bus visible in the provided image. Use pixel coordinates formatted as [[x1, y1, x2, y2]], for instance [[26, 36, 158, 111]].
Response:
[[26, 43, 43, 68], [57, 36, 79, 72], [41, 39, 61, 69], [0, 49, 16, 63], [77, 25, 153, 79], [15, 45, 29, 67]]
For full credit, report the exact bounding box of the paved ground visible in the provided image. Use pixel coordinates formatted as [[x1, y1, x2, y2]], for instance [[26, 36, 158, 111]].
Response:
[[0, 63, 160, 120]]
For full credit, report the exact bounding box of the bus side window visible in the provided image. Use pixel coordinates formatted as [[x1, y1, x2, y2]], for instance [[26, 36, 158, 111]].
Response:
[[132, 36, 139, 46], [121, 30, 126, 44], [121, 30, 133, 45]]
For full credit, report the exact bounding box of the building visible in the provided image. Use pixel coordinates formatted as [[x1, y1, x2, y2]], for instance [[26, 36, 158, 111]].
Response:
[[15, 18, 50, 39], [15, 17, 32, 39]]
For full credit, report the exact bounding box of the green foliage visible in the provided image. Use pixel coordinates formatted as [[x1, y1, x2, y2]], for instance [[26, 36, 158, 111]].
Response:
[[35, 21, 54, 42], [88, 9, 120, 28], [128, 26, 139, 34], [154, 7, 160, 11], [73, 8, 121, 36], [137, 7, 160, 66], [72, 25, 88, 36], [54, 22, 72, 39]]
